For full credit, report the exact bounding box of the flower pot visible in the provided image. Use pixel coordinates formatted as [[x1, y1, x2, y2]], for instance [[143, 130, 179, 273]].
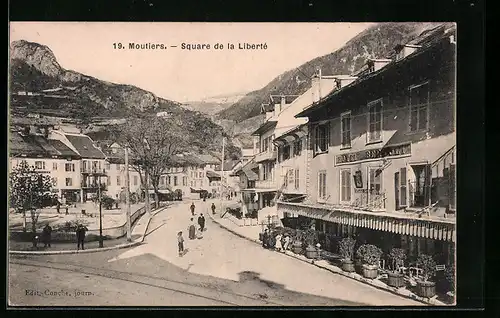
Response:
[[305, 245, 318, 259], [416, 280, 436, 298], [362, 264, 379, 279], [342, 259, 355, 272], [387, 271, 405, 288], [291, 241, 303, 254]]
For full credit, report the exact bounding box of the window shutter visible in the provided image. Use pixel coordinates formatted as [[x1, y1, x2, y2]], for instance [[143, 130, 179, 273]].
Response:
[[424, 164, 432, 206], [399, 167, 407, 207], [395, 172, 400, 209]]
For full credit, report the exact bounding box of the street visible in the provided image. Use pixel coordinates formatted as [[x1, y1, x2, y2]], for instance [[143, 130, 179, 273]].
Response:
[[9, 200, 423, 306]]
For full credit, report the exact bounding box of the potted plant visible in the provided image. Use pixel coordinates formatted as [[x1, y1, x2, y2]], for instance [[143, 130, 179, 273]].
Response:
[[339, 237, 356, 272], [387, 248, 407, 288], [415, 254, 437, 298], [356, 244, 383, 279], [304, 229, 319, 259]]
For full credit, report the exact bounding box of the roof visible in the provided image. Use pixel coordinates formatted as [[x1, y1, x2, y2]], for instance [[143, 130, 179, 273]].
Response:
[[10, 116, 58, 127], [65, 134, 106, 159], [296, 26, 455, 119], [9, 132, 80, 158], [251, 120, 278, 136], [206, 170, 221, 179], [196, 154, 220, 165], [215, 159, 237, 171]]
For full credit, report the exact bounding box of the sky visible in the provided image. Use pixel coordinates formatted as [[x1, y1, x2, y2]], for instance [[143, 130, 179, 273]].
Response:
[[10, 22, 373, 102]]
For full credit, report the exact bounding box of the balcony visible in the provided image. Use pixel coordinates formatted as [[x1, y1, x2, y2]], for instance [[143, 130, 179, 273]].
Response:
[[254, 150, 277, 163], [81, 168, 107, 176], [81, 181, 107, 190], [255, 179, 277, 190]]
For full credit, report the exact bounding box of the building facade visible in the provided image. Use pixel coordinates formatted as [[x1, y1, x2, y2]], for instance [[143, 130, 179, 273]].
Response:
[[278, 25, 456, 265]]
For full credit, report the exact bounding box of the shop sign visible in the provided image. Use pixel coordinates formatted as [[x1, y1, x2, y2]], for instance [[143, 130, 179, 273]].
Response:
[[335, 143, 411, 165]]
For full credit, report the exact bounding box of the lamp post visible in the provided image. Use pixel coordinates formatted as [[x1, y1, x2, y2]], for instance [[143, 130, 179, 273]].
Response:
[[98, 175, 103, 248]]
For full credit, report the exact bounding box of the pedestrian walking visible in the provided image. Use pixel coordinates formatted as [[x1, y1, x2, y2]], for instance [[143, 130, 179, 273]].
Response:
[[177, 231, 185, 256], [262, 229, 269, 248], [56, 202, 60, 214], [198, 213, 206, 232], [190, 202, 196, 216], [188, 218, 196, 240], [196, 226, 204, 240], [76, 224, 88, 250], [275, 233, 282, 252], [282, 233, 290, 251], [65, 204, 69, 215], [42, 224, 52, 247], [211, 203, 216, 215]]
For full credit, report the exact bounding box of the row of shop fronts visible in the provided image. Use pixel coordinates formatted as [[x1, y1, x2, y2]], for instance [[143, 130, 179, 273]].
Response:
[[236, 24, 457, 265]]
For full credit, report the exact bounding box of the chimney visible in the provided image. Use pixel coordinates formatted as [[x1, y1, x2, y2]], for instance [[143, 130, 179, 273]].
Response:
[[311, 68, 322, 103], [279, 94, 286, 113]]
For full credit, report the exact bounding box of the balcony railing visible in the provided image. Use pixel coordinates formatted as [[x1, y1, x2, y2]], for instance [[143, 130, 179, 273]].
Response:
[[81, 168, 107, 175], [81, 181, 107, 190], [255, 179, 277, 189], [254, 150, 277, 163], [350, 191, 386, 211]]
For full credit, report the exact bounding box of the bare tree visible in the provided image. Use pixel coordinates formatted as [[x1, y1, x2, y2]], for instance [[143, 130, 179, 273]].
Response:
[[114, 114, 185, 212]]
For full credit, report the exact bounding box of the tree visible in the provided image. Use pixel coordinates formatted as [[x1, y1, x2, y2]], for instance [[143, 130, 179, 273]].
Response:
[[9, 161, 53, 246], [113, 114, 186, 212]]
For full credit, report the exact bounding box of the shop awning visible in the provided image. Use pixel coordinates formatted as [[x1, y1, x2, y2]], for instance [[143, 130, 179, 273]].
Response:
[[277, 202, 456, 243]]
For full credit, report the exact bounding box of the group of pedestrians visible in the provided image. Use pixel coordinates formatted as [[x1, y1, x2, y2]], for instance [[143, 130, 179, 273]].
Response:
[[261, 229, 291, 252], [178, 202, 207, 257], [37, 223, 88, 250]]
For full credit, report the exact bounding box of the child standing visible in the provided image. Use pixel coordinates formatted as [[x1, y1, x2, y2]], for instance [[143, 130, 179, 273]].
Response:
[[177, 231, 185, 256]]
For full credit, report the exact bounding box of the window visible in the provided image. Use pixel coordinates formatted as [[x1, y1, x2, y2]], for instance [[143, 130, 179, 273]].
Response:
[[168, 176, 171, 185], [318, 171, 327, 201], [369, 167, 382, 195], [200, 179, 203, 187], [133, 176, 138, 186], [294, 139, 302, 157], [52, 162, 58, 171], [315, 123, 329, 154], [340, 169, 352, 202], [116, 176, 121, 186], [294, 169, 300, 190], [449, 164, 456, 211], [51, 177, 57, 186], [395, 167, 408, 209], [65, 163, 75, 172], [287, 169, 294, 186], [367, 99, 383, 143], [409, 82, 429, 132], [160, 176, 165, 186], [65, 178, 73, 186], [341, 111, 352, 148], [174, 176, 178, 186], [283, 145, 291, 161], [409, 164, 431, 208], [183, 176, 187, 186], [35, 161, 45, 170], [105, 162, 110, 170]]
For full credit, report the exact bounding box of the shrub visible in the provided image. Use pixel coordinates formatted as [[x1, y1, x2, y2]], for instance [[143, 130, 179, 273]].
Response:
[[356, 244, 383, 266], [53, 219, 89, 232], [416, 254, 437, 282], [339, 237, 356, 261], [388, 248, 407, 271], [101, 195, 116, 210]]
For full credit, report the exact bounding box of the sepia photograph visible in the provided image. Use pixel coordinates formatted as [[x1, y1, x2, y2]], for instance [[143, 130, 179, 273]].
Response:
[[8, 22, 456, 307]]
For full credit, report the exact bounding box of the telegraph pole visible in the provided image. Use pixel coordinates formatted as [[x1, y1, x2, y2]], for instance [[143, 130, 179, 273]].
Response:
[[219, 136, 225, 214], [125, 147, 131, 242]]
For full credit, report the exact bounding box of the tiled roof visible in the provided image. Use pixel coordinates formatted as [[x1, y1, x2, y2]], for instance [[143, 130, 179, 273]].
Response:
[[196, 154, 220, 165], [65, 134, 106, 159], [206, 170, 221, 179], [9, 132, 46, 157], [46, 139, 80, 158], [251, 120, 277, 136]]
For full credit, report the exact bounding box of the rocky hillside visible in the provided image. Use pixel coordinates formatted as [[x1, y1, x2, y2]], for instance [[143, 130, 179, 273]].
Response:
[[10, 40, 181, 119], [182, 92, 248, 115], [216, 22, 446, 123], [9, 40, 241, 158]]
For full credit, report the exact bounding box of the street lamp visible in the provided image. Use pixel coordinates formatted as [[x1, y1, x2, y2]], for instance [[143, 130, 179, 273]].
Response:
[[98, 174, 103, 248]]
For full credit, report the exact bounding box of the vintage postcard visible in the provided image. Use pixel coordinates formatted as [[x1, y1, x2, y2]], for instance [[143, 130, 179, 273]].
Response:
[[8, 22, 456, 307]]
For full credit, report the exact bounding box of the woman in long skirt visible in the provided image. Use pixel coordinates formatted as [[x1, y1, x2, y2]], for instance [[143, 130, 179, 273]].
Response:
[[188, 218, 196, 239]]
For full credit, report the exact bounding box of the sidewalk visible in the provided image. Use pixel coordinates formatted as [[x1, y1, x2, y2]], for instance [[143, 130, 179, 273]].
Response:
[[9, 204, 172, 255], [207, 207, 448, 306]]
